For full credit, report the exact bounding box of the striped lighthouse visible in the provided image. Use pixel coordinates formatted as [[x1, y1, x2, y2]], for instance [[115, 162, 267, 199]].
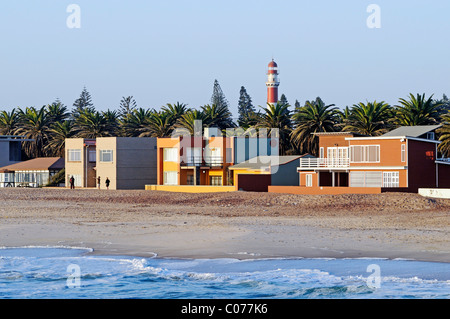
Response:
[[266, 59, 280, 105]]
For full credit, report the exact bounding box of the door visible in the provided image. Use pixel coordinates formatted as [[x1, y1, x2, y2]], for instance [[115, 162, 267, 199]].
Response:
[[328, 147, 349, 167]]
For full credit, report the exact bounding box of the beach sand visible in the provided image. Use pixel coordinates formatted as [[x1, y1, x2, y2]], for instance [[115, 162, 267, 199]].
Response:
[[0, 188, 449, 262]]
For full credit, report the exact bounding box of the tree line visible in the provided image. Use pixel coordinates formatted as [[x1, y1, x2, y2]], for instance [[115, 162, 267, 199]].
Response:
[[1, 80, 449, 159]]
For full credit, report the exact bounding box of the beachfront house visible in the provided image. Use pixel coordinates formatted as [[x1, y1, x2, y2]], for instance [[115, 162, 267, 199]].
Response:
[[229, 155, 314, 192], [65, 137, 157, 190], [0, 157, 65, 188], [269, 125, 450, 195], [147, 128, 279, 192]]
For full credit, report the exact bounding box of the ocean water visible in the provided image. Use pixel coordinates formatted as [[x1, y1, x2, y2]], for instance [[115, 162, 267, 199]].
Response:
[[0, 247, 449, 299]]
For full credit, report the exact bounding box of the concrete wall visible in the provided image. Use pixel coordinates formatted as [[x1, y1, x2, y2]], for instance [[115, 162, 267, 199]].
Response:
[[0, 142, 10, 168], [268, 186, 383, 195], [65, 138, 96, 188], [95, 138, 117, 189], [96, 137, 157, 190], [271, 159, 301, 186], [419, 188, 450, 199]]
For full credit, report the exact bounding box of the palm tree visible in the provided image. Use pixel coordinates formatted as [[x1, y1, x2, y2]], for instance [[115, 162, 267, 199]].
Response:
[[139, 111, 174, 138], [237, 111, 262, 131], [342, 101, 391, 136], [394, 93, 442, 126], [161, 102, 189, 124], [119, 108, 152, 137], [46, 101, 69, 123], [15, 106, 52, 158], [337, 105, 351, 127], [102, 109, 119, 136], [74, 109, 110, 138], [437, 112, 450, 157], [175, 109, 211, 135], [201, 104, 236, 130], [290, 97, 339, 156], [0, 108, 19, 135], [46, 120, 75, 157], [256, 102, 292, 155]]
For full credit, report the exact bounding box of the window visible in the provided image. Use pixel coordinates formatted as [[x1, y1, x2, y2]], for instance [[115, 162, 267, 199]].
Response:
[[427, 132, 435, 140], [99, 150, 113, 163], [207, 147, 222, 166], [163, 171, 178, 185], [164, 148, 178, 162], [89, 150, 96, 162], [350, 171, 382, 187], [68, 149, 81, 162], [350, 145, 380, 163], [401, 144, 406, 162], [306, 174, 313, 187], [185, 147, 202, 165], [327, 147, 349, 166], [319, 147, 324, 159], [383, 172, 399, 188], [210, 176, 222, 186], [187, 175, 194, 185], [9, 141, 21, 162]]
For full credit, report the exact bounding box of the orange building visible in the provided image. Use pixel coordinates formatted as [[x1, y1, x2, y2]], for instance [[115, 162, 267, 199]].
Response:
[[156, 134, 233, 187], [269, 125, 450, 195], [152, 128, 279, 191]]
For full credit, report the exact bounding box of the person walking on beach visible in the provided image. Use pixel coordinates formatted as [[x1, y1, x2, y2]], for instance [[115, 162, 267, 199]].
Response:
[[105, 177, 110, 190], [69, 176, 75, 189], [97, 176, 101, 189]]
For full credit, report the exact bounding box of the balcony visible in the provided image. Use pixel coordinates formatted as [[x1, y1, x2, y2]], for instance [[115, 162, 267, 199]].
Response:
[[299, 157, 350, 169], [436, 158, 450, 163], [180, 156, 223, 167]]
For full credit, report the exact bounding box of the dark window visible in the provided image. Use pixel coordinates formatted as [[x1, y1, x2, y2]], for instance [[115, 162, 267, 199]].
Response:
[[210, 176, 222, 186], [9, 141, 21, 162]]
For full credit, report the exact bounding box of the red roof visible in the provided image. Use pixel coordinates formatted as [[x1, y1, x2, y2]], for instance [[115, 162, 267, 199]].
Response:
[[268, 60, 278, 68], [0, 157, 64, 173]]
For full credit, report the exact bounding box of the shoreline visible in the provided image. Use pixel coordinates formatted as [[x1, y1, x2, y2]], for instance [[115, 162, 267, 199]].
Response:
[[2, 243, 447, 265], [0, 188, 449, 263]]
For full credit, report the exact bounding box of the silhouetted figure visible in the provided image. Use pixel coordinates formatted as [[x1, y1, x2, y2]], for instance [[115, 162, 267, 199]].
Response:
[[69, 176, 75, 189]]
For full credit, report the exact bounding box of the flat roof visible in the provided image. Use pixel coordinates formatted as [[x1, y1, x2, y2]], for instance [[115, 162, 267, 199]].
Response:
[[0, 135, 34, 142]]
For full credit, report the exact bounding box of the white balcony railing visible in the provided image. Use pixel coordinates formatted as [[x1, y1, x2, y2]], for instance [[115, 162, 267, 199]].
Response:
[[299, 157, 350, 169]]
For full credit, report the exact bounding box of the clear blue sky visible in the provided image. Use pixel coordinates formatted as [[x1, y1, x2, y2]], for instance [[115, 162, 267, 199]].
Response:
[[1, 0, 449, 118]]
